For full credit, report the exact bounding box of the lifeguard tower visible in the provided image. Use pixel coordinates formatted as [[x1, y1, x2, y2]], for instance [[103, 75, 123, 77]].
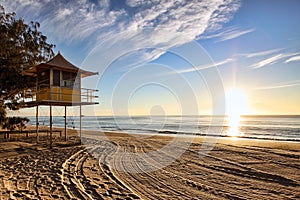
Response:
[[23, 52, 98, 148]]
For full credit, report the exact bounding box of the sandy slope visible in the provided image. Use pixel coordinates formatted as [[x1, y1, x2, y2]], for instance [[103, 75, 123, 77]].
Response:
[[0, 129, 299, 199]]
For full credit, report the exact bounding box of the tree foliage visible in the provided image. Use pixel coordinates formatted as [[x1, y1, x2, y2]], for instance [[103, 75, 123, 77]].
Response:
[[2, 116, 29, 131], [0, 5, 55, 126]]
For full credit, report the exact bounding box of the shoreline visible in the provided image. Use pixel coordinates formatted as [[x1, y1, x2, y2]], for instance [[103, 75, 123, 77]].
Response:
[[2, 125, 300, 152], [23, 123, 300, 143], [24, 114, 300, 143]]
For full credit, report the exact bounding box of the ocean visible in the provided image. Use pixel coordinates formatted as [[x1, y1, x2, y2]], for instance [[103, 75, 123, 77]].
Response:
[[27, 115, 300, 141]]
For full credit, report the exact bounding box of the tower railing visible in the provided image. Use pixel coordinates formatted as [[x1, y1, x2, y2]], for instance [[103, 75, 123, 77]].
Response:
[[23, 86, 99, 103]]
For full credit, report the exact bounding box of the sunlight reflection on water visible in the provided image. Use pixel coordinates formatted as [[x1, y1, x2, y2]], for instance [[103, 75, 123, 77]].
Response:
[[227, 114, 241, 137]]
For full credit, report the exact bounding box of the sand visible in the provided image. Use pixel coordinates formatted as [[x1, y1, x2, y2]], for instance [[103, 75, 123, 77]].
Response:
[[0, 127, 299, 199]]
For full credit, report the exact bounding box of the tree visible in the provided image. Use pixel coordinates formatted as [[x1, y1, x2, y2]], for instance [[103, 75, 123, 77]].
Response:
[[0, 5, 55, 127], [2, 116, 29, 131], [2, 116, 30, 139]]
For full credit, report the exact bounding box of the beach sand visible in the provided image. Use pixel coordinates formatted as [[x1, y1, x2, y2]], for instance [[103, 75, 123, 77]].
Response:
[[0, 127, 299, 199]]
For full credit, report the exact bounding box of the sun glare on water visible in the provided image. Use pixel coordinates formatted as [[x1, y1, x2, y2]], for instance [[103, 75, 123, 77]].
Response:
[[225, 88, 248, 137]]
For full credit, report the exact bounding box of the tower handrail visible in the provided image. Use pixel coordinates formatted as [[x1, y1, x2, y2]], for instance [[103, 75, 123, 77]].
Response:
[[23, 86, 99, 103]]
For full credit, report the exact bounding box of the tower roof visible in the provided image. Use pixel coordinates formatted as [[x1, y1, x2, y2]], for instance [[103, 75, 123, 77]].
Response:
[[23, 52, 98, 78]]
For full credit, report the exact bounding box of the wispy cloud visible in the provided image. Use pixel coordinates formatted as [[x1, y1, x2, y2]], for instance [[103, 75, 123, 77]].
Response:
[[1, 0, 241, 62], [241, 48, 284, 58], [249, 52, 300, 69], [200, 26, 255, 42], [219, 28, 255, 41], [253, 80, 300, 90], [166, 47, 297, 74], [285, 55, 300, 63], [173, 58, 234, 74], [249, 54, 283, 69]]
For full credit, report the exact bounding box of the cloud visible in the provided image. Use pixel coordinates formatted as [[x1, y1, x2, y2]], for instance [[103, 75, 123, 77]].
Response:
[[200, 26, 255, 42], [204, 1, 241, 32], [126, 0, 144, 7], [1, 0, 116, 41], [172, 58, 234, 74], [219, 28, 254, 41], [166, 47, 294, 74], [241, 48, 284, 58], [253, 80, 300, 90], [0, 0, 241, 62], [249, 52, 300, 69], [249, 54, 283, 69], [285, 55, 300, 63]]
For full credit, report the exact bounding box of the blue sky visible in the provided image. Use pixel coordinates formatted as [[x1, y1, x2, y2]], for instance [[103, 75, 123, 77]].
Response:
[[2, 0, 300, 115]]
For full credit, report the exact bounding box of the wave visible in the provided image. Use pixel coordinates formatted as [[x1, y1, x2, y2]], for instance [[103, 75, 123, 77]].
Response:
[[27, 115, 300, 141]]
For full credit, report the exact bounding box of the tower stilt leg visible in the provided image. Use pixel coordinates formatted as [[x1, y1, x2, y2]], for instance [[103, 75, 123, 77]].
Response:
[[50, 105, 53, 149], [36, 105, 39, 144], [64, 106, 67, 142]]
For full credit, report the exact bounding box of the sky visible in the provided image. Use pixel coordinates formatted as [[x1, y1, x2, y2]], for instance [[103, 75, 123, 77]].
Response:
[[1, 0, 300, 116]]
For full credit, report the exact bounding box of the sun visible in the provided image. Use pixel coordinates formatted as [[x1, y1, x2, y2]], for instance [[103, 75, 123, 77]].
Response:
[[226, 88, 248, 116], [225, 88, 248, 136]]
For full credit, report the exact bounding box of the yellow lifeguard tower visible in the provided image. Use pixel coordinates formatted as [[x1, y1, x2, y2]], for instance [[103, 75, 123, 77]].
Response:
[[23, 52, 98, 148]]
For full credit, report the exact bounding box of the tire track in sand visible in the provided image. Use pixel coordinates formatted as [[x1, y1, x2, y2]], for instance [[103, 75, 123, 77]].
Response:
[[61, 141, 140, 200]]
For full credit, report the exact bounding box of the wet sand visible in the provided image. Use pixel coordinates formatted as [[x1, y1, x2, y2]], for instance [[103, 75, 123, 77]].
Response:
[[0, 128, 299, 199]]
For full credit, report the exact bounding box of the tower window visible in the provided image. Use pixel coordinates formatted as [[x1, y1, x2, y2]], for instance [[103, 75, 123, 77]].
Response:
[[53, 70, 60, 86]]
